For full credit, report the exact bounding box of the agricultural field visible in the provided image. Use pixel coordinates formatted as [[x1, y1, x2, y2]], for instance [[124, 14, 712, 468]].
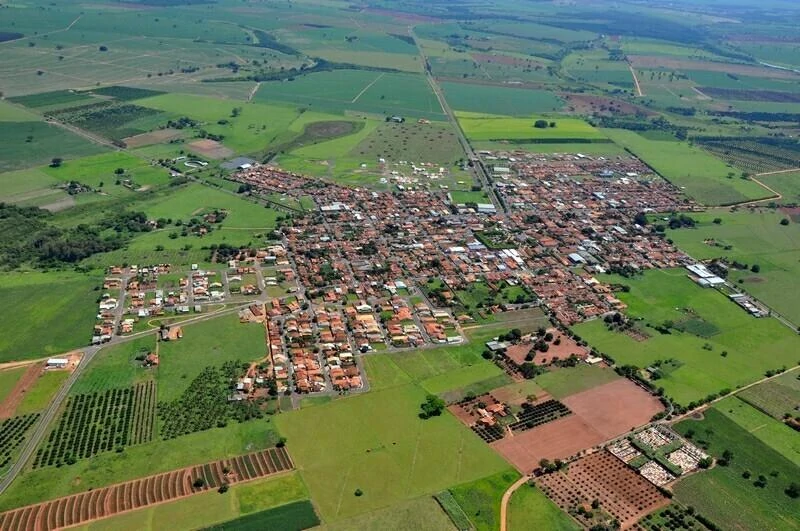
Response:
[[758, 171, 800, 205], [673, 408, 800, 531], [665, 210, 800, 324], [14, 371, 69, 416], [602, 129, 771, 205], [275, 383, 510, 522], [457, 112, 607, 143], [0, 119, 106, 173], [534, 365, 620, 400], [0, 414, 40, 472], [448, 469, 520, 531], [441, 82, 564, 116], [574, 269, 800, 406], [738, 371, 800, 420], [0, 368, 27, 406], [0, 272, 100, 362], [254, 70, 446, 120], [696, 138, 800, 176], [321, 496, 456, 531]]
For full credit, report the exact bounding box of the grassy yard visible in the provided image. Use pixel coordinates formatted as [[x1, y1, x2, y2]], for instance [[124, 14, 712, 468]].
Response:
[[69, 471, 309, 531], [574, 269, 800, 405], [673, 408, 800, 531], [0, 271, 100, 362], [508, 483, 580, 531], [603, 129, 770, 206], [665, 209, 800, 325], [275, 383, 509, 522]]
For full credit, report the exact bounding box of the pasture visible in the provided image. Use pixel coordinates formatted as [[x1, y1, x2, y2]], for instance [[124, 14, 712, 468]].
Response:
[[0, 272, 100, 362], [449, 469, 520, 531], [602, 128, 770, 205], [275, 383, 509, 522], [457, 112, 606, 142], [319, 496, 457, 531], [574, 269, 800, 405], [441, 82, 564, 116], [0, 168, 67, 209], [0, 121, 106, 173], [665, 209, 800, 325], [673, 408, 800, 531], [508, 483, 580, 531], [738, 371, 800, 420], [254, 69, 445, 120], [43, 151, 171, 196]]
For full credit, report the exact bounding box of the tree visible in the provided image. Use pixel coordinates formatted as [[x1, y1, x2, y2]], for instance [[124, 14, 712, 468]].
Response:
[[713, 217, 722, 224], [786, 482, 800, 499], [419, 395, 445, 419], [114, 168, 125, 175], [218, 483, 229, 493], [533, 119, 548, 129], [780, 218, 790, 226], [698, 457, 713, 469], [50, 157, 63, 168], [354, 488, 364, 496], [99, 45, 108, 52], [750, 264, 760, 273], [193, 477, 205, 489]]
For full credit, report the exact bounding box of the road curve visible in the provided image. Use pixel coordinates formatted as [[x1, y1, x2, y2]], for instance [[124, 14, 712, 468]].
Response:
[[500, 474, 530, 531]]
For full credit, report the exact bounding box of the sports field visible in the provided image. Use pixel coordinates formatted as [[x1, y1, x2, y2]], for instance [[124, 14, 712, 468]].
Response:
[[666, 210, 800, 324], [275, 383, 509, 522], [574, 269, 800, 405], [603, 129, 771, 205], [0, 272, 100, 362], [673, 408, 800, 531], [457, 112, 606, 142]]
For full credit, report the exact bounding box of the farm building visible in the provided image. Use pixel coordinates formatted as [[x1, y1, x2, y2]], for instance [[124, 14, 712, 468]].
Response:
[[46, 358, 69, 369]]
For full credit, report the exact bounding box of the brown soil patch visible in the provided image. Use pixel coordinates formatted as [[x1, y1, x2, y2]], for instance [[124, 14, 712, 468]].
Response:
[[534, 332, 589, 365], [538, 450, 669, 530], [562, 379, 664, 440], [0, 363, 43, 419], [122, 128, 182, 149], [492, 415, 604, 472], [491, 385, 549, 407], [0, 447, 293, 531], [187, 139, 234, 160], [627, 55, 799, 79], [561, 93, 652, 116]]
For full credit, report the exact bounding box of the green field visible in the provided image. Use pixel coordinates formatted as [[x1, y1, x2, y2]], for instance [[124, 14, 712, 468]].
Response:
[[275, 383, 509, 522], [759, 171, 800, 205], [15, 370, 69, 415], [0, 272, 100, 362], [574, 269, 800, 405], [0, 121, 106, 173], [0, 100, 40, 121], [449, 469, 520, 531], [255, 70, 445, 120], [716, 396, 800, 466], [673, 408, 800, 531], [508, 483, 580, 531], [70, 472, 310, 531], [0, 168, 68, 209], [603, 129, 771, 205], [43, 151, 171, 197], [351, 121, 464, 164], [457, 112, 606, 142], [318, 496, 456, 531], [441, 82, 564, 116], [666, 210, 800, 324], [534, 365, 621, 399], [205, 500, 320, 531]]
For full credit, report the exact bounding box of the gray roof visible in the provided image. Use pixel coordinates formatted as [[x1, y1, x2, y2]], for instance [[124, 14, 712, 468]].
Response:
[[220, 157, 257, 170]]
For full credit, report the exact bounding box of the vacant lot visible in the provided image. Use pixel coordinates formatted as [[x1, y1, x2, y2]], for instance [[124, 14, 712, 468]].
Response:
[[575, 269, 800, 405], [0, 272, 99, 362], [603, 128, 770, 205], [275, 383, 509, 522], [666, 210, 800, 325], [673, 408, 800, 531], [352, 121, 463, 164]]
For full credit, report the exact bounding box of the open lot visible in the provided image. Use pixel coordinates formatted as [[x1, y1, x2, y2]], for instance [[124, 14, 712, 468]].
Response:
[[575, 269, 800, 405], [457, 112, 606, 142], [673, 408, 800, 531], [493, 378, 662, 472], [666, 209, 800, 325], [275, 383, 509, 522]]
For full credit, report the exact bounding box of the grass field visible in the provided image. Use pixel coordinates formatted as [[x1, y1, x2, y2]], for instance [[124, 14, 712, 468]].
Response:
[[0, 121, 106, 173], [275, 383, 510, 522], [715, 396, 800, 466], [665, 210, 800, 324], [449, 469, 520, 531], [441, 82, 564, 116], [603, 129, 770, 205], [318, 496, 456, 531], [759, 171, 800, 205], [69, 336, 156, 395], [534, 365, 620, 399], [15, 370, 69, 415], [457, 112, 606, 142], [0, 272, 100, 362], [574, 269, 800, 405], [738, 371, 800, 420], [69, 471, 309, 531], [673, 408, 800, 531], [0, 168, 68, 209], [0, 100, 39, 121], [507, 483, 580, 531], [0, 367, 27, 406], [43, 151, 171, 196], [255, 70, 445, 120]]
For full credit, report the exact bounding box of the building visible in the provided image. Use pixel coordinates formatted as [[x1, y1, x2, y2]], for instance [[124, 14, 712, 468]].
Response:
[[46, 358, 69, 369]]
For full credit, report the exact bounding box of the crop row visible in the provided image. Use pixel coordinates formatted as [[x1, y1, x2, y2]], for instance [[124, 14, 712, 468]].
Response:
[[0, 414, 40, 469], [33, 383, 156, 468]]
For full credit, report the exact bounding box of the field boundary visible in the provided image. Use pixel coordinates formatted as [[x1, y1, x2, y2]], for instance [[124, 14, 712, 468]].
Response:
[[0, 364, 42, 419]]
